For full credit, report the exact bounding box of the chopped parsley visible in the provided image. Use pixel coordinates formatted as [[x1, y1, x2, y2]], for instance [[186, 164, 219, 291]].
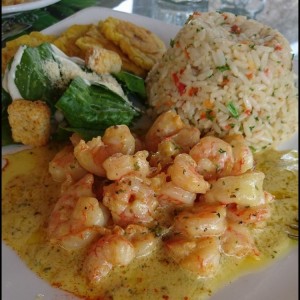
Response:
[[216, 64, 230, 72], [206, 109, 214, 121]]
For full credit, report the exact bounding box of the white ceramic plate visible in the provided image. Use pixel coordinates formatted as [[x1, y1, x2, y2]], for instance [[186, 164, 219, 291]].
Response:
[[2, 0, 61, 15], [2, 7, 298, 300]]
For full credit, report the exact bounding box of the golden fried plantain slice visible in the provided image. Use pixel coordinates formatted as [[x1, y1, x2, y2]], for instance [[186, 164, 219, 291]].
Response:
[[53, 24, 92, 58], [76, 24, 147, 77], [2, 31, 56, 74], [100, 17, 166, 71]]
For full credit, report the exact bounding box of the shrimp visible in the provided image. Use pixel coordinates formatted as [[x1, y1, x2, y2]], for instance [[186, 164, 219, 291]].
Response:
[[125, 224, 158, 258], [102, 125, 135, 154], [49, 145, 87, 182], [159, 181, 196, 207], [173, 203, 227, 238], [150, 139, 181, 168], [168, 126, 201, 153], [150, 127, 201, 168], [48, 174, 110, 250], [204, 171, 266, 206], [145, 110, 185, 152], [223, 134, 254, 175], [74, 125, 135, 177], [83, 234, 135, 284], [226, 203, 271, 226], [148, 172, 194, 218], [220, 222, 259, 258], [69, 133, 83, 147], [103, 175, 158, 227], [167, 153, 210, 194], [164, 235, 221, 277], [102, 150, 150, 180], [189, 136, 234, 180]]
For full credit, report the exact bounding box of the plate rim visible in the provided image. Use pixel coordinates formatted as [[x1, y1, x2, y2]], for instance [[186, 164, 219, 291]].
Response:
[[2, 0, 61, 15], [1, 5, 299, 300]]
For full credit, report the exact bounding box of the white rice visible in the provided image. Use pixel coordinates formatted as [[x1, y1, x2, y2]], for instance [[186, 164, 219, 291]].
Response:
[[146, 11, 298, 151]]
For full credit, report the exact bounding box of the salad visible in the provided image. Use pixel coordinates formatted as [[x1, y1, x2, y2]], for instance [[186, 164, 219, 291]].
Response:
[[2, 42, 146, 145]]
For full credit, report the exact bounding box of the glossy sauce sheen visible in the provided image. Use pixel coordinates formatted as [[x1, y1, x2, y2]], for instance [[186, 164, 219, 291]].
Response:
[[2, 145, 298, 300]]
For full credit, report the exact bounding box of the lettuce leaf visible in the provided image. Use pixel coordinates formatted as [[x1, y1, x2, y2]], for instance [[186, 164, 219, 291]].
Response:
[[55, 77, 140, 138], [13, 43, 63, 106], [113, 70, 146, 99]]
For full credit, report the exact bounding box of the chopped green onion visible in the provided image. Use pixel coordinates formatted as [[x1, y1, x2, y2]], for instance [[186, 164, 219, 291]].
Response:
[[227, 101, 239, 118]]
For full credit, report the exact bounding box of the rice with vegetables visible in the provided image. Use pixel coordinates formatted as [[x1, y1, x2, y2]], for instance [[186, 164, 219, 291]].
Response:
[[146, 11, 298, 151]]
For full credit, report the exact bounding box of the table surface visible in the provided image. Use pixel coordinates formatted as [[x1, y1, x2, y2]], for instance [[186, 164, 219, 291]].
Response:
[[2, 0, 298, 57]]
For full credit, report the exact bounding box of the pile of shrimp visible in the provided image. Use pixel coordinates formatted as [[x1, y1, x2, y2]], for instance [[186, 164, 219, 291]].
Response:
[[47, 110, 273, 284]]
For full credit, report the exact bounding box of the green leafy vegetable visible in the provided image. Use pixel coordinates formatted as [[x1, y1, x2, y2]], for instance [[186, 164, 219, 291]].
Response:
[[13, 43, 63, 105], [55, 77, 140, 139], [113, 71, 146, 99]]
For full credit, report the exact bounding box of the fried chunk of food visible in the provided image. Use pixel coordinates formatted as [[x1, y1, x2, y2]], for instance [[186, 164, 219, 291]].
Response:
[[53, 24, 92, 58], [2, 31, 56, 73], [7, 99, 51, 147], [100, 17, 166, 71], [76, 23, 147, 77], [85, 46, 122, 74]]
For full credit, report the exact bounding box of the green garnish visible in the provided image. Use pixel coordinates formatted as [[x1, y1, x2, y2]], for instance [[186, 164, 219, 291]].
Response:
[[227, 101, 239, 118], [216, 64, 230, 72]]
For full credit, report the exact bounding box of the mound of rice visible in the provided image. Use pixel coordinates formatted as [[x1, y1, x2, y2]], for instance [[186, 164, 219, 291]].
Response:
[[146, 11, 298, 151]]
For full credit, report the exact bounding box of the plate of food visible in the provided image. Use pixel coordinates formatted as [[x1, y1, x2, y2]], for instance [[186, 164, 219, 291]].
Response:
[[2, 7, 298, 300], [2, 0, 61, 14]]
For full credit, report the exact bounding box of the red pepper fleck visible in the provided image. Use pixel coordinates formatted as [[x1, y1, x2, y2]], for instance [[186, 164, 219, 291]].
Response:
[[218, 77, 230, 87], [200, 112, 206, 119], [230, 24, 241, 34], [274, 44, 282, 51], [188, 86, 198, 96], [184, 48, 190, 59], [246, 73, 253, 79], [244, 109, 252, 116], [179, 68, 185, 75], [172, 72, 186, 95]]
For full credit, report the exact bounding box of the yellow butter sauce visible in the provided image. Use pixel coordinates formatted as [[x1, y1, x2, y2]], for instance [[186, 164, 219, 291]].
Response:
[[1, 145, 298, 300]]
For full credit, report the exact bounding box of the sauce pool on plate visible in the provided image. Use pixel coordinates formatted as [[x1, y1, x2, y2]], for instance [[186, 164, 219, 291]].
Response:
[[1, 144, 298, 300]]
